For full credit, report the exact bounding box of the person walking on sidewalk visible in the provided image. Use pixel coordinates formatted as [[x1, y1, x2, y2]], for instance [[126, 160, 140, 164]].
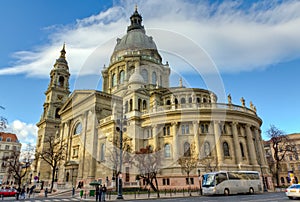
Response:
[[95, 185, 100, 201], [101, 184, 107, 201], [99, 185, 103, 201]]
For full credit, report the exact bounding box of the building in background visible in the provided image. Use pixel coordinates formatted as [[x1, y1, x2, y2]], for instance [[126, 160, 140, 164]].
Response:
[[0, 132, 22, 185], [265, 133, 300, 187], [35, 8, 270, 190]]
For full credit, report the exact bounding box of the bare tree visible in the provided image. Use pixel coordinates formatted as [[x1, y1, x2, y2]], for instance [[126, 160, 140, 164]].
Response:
[[106, 134, 132, 190], [3, 144, 35, 189], [134, 146, 162, 198], [37, 133, 66, 192], [266, 125, 297, 186], [178, 143, 198, 195], [0, 106, 7, 131], [199, 156, 217, 172]]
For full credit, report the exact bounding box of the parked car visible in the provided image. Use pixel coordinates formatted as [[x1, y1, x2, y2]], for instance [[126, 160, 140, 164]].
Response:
[[0, 188, 18, 197], [285, 184, 300, 199]]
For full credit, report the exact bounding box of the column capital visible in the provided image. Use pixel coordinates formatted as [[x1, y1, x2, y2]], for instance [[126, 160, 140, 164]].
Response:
[[171, 121, 178, 126], [193, 121, 199, 125]]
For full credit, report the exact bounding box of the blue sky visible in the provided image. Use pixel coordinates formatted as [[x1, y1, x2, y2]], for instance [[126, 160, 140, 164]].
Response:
[[0, 0, 300, 147]]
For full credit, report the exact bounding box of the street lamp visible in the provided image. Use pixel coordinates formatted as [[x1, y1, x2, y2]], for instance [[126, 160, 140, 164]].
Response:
[[116, 116, 127, 199], [259, 163, 268, 192], [197, 169, 202, 195]]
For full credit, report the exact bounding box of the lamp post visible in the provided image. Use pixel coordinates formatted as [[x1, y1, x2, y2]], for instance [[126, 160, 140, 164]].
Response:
[[259, 163, 268, 192], [116, 116, 127, 199], [197, 169, 202, 195]]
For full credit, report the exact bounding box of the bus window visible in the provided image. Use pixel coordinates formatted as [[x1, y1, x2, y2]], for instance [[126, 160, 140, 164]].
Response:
[[216, 172, 228, 185], [202, 174, 215, 187]]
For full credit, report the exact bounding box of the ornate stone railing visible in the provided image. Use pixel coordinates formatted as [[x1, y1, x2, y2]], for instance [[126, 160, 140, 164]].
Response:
[[144, 103, 256, 116]]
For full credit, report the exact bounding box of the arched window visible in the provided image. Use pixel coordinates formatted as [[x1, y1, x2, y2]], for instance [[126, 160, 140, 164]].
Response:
[[129, 99, 133, 111], [175, 98, 178, 105], [203, 98, 207, 103], [142, 100, 147, 110], [66, 172, 70, 182], [0, 137, 2, 141], [74, 123, 82, 135], [240, 142, 245, 157], [223, 142, 230, 157], [280, 177, 285, 184], [166, 100, 171, 105], [112, 73, 117, 87], [100, 143, 105, 161], [58, 76, 64, 87], [188, 97, 192, 103], [197, 97, 201, 103], [181, 98, 186, 104], [55, 108, 61, 119], [119, 70, 125, 84], [6, 137, 11, 142], [164, 144, 171, 158], [152, 71, 157, 84], [184, 142, 191, 157], [141, 69, 148, 83], [138, 99, 142, 111], [204, 142, 210, 156]]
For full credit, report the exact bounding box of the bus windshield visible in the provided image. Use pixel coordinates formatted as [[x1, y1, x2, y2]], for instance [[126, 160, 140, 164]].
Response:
[[202, 174, 215, 187]]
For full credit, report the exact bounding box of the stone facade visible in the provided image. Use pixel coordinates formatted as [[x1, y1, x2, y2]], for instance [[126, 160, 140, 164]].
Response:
[[36, 9, 269, 190]]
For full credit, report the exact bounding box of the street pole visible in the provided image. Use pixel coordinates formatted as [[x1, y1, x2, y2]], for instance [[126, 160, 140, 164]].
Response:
[[116, 116, 126, 199]]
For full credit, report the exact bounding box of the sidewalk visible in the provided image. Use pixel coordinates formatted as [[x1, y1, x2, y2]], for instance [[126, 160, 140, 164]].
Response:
[[45, 189, 202, 201]]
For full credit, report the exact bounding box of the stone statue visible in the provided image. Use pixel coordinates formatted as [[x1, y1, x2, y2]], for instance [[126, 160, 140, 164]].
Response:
[[227, 94, 232, 104], [250, 101, 254, 110], [240, 97, 245, 107]]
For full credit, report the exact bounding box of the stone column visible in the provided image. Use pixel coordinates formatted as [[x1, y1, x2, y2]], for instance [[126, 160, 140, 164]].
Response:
[[232, 122, 242, 165], [193, 121, 200, 158], [153, 124, 159, 150], [172, 122, 179, 161], [254, 128, 266, 166], [245, 124, 257, 165], [213, 121, 223, 166]]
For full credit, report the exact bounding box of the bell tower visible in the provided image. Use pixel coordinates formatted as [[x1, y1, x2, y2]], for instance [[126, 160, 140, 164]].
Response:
[[35, 44, 70, 181]]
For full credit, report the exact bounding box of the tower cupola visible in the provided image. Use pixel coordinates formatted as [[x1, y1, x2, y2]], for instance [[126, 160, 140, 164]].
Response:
[[127, 6, 144, 33]]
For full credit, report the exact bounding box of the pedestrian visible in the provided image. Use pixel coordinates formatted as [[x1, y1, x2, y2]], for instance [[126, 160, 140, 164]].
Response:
[[99, 185, 103, 201], [21, 187, 26, 199], [45, 188, 48, 197], [72, 186, 75, 197], [101, 184, 107, 201], [95, 185, 99, 201]]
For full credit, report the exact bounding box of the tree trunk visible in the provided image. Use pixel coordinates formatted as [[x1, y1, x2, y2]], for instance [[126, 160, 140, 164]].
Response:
[[275, 163, 280, 187], [50, 167, 56, 192], [154, 176, 160, 198]]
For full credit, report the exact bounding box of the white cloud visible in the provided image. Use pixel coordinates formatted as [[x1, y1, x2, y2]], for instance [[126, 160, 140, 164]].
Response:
[[7, 120, 38, 145], [0, 0, 299, 77]]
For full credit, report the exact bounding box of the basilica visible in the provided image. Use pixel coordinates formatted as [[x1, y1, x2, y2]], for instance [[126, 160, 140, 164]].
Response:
[[35, 8, 270, 190]]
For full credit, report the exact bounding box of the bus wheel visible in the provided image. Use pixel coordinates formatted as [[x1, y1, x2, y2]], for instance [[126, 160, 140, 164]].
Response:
[[224, 188, 230, 196], [249, 187, 254, 194]]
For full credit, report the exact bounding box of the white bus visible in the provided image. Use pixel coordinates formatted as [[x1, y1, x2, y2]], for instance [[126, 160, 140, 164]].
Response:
[[202, 171, 262, 195]]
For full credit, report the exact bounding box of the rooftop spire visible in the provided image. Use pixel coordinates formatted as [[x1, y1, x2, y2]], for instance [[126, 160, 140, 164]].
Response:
[[60, 43, 66, 59]]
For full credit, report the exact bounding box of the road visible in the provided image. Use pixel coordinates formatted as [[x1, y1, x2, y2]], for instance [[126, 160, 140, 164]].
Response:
[[1, 192, 294, 202]]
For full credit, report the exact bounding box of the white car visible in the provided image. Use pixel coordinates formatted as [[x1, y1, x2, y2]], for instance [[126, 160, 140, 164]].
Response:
[[286, 184, 300, 199]]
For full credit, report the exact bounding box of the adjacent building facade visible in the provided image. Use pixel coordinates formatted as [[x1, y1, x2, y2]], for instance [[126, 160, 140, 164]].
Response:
[[35, 9, 270, 190], [265, 133, 300, 187], [0, 132, 22, 185]]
